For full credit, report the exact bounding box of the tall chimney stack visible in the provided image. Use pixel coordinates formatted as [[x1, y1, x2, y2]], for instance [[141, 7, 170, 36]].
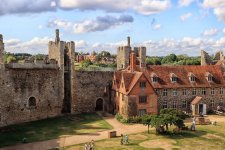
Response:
[[55, 29, 60, 43], [130, 51, 136, 72], [127, 36, 130, 47]]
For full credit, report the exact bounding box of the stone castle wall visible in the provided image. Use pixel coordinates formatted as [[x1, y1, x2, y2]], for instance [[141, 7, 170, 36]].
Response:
[[72, 71, 114, 113], [0, 68, 63, 127]]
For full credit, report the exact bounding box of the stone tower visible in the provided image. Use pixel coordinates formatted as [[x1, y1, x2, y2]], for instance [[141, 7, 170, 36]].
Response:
[[117, 37, 131, 70], [201, 50, 212, 66], [138, 47, 146, 68], [48, 29, 75, 113]]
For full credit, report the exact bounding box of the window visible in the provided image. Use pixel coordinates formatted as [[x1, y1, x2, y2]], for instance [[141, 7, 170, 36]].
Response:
[[172, 101, 177, 108], [171, 77, 177, 82], [190, 76, 195, 82], [220, 88, 224, 95], [208, 75, 213, 82], [138, 109, 147, 116], [182, 100, 187, 108], [28, 97, 36, 107], [192, 88, 196, 95], [140, 82, 146, 88], [139, 96, 147, 103], [152, 77, 158, 83], [163, 89, 167, 96], [210, 99, 215, 107], [202, 88, 206, 95], [162, 101, 167, 109], [211, 88, 215, 95], [219, 98, 224, 106], [173, 89, 177, 96], [182, 89, 187, 95]]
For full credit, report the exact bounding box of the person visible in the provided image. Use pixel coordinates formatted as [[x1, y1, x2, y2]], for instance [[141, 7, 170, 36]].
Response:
[[90, 140, 94, 150], [125, 135, 129, 144], [191, 116, 196, 131], [120, 134, 123, 145], [84, 143, 88, 150], [200, 112, 204, 117]]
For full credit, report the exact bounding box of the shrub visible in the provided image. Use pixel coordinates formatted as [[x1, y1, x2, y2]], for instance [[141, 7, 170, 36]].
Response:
[[115, 113, 123, 122]]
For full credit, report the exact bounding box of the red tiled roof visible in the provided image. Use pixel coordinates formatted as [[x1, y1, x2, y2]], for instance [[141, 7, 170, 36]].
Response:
[[122, 72, 135, 91], [191, 96, 202, 105], [147, 65, 225, 88]]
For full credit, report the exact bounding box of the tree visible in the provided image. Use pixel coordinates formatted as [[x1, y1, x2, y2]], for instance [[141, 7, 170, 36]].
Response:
[[6, 55, 16, 63], [141, 114, 152, 133], [81, 59, 92, 68]]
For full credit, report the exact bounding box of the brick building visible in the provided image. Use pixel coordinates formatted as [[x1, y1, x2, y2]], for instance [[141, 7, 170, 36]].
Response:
[[112, 38, 225, 117]]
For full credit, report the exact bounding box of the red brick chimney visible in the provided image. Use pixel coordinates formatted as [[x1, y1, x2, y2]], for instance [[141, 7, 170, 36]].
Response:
[[130, 51, 136, 72]]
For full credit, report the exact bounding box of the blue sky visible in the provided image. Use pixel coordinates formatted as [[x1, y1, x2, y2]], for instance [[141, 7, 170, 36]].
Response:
[[0, 0, 225, 56]]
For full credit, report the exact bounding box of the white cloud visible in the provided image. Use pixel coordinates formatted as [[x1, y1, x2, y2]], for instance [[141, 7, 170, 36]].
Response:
[[0, 0, 57, 15], [178, 0, 195, 7], [223, 28, 225, 34], [73, 15, 133, 33], [202, 0, 225, 22], [180, 12, 192, 21], [202, 28, 218, 36], [152, 24, 161, 30], [59, 0, 171, 15], [47, 19, 72, 30]]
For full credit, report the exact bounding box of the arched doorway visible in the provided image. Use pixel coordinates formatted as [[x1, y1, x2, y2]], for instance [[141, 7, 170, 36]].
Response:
[[95, 98, 103, 111]]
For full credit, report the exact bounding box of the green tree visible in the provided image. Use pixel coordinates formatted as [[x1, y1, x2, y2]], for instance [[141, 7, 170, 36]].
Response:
[[81, 59, 92, 68], [141, 114, 152, 133], [6, 55, 16, 63]]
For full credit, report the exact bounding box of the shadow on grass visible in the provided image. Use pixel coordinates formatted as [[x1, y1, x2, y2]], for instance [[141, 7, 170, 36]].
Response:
[[0, 113, 112, 148]]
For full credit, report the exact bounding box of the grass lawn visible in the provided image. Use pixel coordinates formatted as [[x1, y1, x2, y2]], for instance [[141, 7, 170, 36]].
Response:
[[62, 122, 225, 150], [0, 113, 112, 148]]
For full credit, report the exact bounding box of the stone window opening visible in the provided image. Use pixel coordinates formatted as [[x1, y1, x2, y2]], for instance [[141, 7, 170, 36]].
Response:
[[182, 100, 187, 108], [162, 101, 167, 109], [210, 99, 215, 108], [163, 89, 167, 96], [192, 88, 196, 95], [173, 89, 177, 96], [28, 97, 36, 107], [211, 88, 215, 95], [138, 109, 147, 116], [172, 101, 177, 108], [219, 98, 224, 106], [201, 88, 206, 95], [182, 89, 187, 95]]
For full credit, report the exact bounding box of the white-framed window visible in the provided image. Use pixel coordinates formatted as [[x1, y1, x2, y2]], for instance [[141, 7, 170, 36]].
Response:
[[208, 75, 213, 82], [202, 88, 206, 95], [173, 89, 177, 96], [211, 88, 215, 95], [162, 100, 167, 108], [192, 88, 196, 95], [219, 98, 224, 106], [182, 100, 187, 108], [172, 101, 177, 108], [190, 76, 195, 82], [163, 89, 167, 96], [220, 88, 224, 95], [210, 99, 215, 107], [182, 89, 187, 95], [152, 76, 158, 83], [171, 77, 177, 82]]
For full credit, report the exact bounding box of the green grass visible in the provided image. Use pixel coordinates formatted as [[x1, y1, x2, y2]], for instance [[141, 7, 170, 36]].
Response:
[[0, 113, 112, 148], [62, 122, 225, 150]]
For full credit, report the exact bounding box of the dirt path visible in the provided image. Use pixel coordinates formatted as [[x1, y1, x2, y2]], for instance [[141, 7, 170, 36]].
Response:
[[0, 116, 147, 150]]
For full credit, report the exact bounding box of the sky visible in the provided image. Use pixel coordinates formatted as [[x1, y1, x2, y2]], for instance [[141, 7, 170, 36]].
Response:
[[0, 0, 225, 56]]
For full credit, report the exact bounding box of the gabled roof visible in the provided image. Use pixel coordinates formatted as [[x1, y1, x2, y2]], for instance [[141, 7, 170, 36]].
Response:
[[191, 96, 202, 105]]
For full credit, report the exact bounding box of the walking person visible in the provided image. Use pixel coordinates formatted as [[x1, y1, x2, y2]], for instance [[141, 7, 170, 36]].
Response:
[[84, 143, 88, 150], [125, 134, 129, 144], [120, 134, 123, 145]]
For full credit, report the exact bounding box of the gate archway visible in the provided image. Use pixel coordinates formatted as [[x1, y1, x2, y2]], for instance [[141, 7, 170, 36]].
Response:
[[95, 98, 103, 111]]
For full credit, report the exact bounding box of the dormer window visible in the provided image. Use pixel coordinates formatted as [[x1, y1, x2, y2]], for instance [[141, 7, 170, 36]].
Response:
[[170, 73, 177, 83], [151, 73, 158, 83], [188, 72, 196, 82], [205, 72, 213, 82]]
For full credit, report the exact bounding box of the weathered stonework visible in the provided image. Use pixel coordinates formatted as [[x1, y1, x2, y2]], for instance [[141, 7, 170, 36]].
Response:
[[72, 71, 114, 113]]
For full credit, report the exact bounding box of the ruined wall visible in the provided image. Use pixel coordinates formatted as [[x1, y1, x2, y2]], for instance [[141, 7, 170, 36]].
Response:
[[72, 71, 114, 113], [0, 68, 63, 127]]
